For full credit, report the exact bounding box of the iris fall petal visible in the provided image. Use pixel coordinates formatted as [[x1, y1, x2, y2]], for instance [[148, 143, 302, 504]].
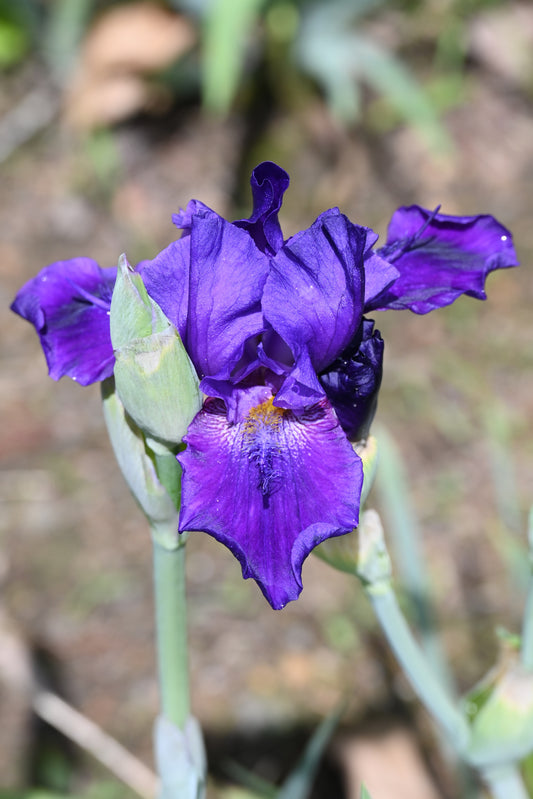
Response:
[[178, 389, 363, 609], [11, 258, 116, 385], [368, 205, 519, 313]]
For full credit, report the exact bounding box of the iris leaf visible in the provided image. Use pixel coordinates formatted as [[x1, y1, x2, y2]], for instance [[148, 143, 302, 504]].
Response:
[[43, 0, 92, 86], [202, 0, 266, 113], [225, 704, 343, 799], [276, 703, 344, 799], [295, 0, 449, 151], [224, 761, 277, 799]]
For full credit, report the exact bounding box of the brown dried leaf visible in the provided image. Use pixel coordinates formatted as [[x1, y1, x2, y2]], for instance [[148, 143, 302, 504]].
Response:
[[64, 73, 150, 129], [81, 1, 196, 75], [63, 3, 196, 129]]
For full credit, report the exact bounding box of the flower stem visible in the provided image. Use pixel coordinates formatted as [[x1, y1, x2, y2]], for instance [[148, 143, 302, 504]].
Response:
[[152, 535, 189, 728], [366, 583, 470, 749], [375, 427, 455, 693], [481, 765, 530, 799], [356, 510, 470, 751]]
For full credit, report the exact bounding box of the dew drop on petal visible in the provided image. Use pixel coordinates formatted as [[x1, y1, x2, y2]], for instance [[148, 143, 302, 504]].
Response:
[[501, 235, 508, 241]]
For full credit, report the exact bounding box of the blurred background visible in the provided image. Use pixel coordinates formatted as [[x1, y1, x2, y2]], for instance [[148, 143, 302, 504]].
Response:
[[1, 0, 533, 796]]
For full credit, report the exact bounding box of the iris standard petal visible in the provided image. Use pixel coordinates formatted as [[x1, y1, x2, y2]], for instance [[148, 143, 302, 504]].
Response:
[[368, 205, 519, 314], [139, 236, 190, 341], [171, 199, 207, 235], [320, 319, 384, 442], [234, 161, 290, 254], [264, 209, 367, 408], [11, 258, 116, 385], [178, 388, 362, 609], [186, 206, 270, 379], [363, 252, 400, 308]]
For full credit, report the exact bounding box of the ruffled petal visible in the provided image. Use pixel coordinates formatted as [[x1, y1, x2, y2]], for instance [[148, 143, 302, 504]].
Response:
[[363, 252, 400, 307], [185, 206, 270, 378], [142, 205, 270, 381], [178, 388, 362, 609], [171, 199, 207, 235], [368, 205, 519, 314], [11, 258, 116, 385], [320, 319, 384, 442], [139, 235, 190, 341], [263, 209, 367, 408], [234, 161, 290, 254]]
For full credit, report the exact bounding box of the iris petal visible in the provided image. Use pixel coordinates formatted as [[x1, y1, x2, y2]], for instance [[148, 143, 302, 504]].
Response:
[[234, 161, 290, 254], [264, 209, 367, 408], [320, 319, 384, 442], [178, 388, 362, 609], [367, 205, 519, 314], [363, 252, 399, 308], [11, 258, 116, 385], [140, 236, 190, 341], [142, 205, 270, 382], [171, 199, 206, 235], [187, 207, 270, 379]]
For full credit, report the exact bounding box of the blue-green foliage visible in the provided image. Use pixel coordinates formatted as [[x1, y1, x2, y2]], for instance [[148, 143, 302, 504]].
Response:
[[227, 703, 344, 799], [2, 0, 511, 145]]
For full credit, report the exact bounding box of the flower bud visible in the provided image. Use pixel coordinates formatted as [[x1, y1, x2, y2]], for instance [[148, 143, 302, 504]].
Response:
[[110, 255, 201, 446], [101, 380, 179, 540], [355, 509, 392, 590], [463, 645, 533, 766]]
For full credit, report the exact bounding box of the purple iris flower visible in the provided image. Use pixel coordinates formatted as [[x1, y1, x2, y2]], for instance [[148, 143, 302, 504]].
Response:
[[11, 162, 518, 609]]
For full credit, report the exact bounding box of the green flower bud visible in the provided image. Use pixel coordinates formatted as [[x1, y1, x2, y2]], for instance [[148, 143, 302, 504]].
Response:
[[110, 256, 201, 447], [314, 437, 379, 574], [356, 435, 379, 508], [101, 380, 179, 543], [355, 509, 392, 590], [110, 255, 167, 346], [463, 645, 533, 766]]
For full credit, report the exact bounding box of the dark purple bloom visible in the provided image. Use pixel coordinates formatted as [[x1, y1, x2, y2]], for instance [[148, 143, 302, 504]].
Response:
[[179, 390, 361, 610], [11, 258, 116, 385], [320, 319, 384, 443], [365, 205, 519, 314], [10, 162, 519, 608], [233, 160, 290, 254], [140, 164, 369, 607]]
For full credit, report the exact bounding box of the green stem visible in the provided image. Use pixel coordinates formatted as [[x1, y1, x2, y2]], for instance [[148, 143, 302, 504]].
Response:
[[366, 583, 470, 751], [375, 427, 455, 693], [481, 765, 530, 799], [153, 536, 189, 728]]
